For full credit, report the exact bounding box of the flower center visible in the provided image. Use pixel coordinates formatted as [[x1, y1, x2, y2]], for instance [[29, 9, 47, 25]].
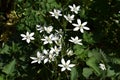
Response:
[[26, 36, 30, 39], [54, 12, 58, 17], [64, 64, 68, 68]]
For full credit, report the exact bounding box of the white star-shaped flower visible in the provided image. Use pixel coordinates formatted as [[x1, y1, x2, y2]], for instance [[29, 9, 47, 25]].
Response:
[[99, 63, 106, 70], [58, 58, 75, 71], [44, 26, 53, 34], [49, 9, 62, 19], [43, 49, 56, 64], [30, 51, 44, 64], [64, 14, 75, 23], [41, 34, 54, 45], [69, 4, 80, 14], [66, 49, 74, 56], [36, 25, 44, 33], [50, 46, 61, 56], [20, 32, 35, 43], [72, 19, 90, 33], [69, 36, 82, 45], [43, 49, 49, 64]]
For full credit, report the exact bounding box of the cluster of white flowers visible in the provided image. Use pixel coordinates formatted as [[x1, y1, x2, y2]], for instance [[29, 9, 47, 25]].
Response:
[[34, 25, 63, 64], [20, 4, 91, 72]]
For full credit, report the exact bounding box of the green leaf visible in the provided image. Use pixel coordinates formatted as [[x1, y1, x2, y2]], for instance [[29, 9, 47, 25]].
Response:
[[70, 67, 78, 80], [111, 58, 120, 65], [86, 57, 101, 75], [0, 76, 4, 80], [2, 59, 16, 75], [74, 45, 86, 55], [80, 8, 86, 18], [0, 45, 10, 54], [47, 0, 55, 3], [107, 68, 115, 77], [88, 49, 102, 61], [83, 32, 94, 44], [11, 42, 20, 53], [82, 68, 93, 78]]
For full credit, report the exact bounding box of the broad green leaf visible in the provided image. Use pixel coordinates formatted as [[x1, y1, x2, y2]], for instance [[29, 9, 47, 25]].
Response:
[[74, 45, 85, 55], [74, 45, 89, 60], [82, 68, 93, 78], [70, 67, 78, 80], [88, 49, 102, 61], [80, 8, 86, 18], [107, 68, 115, 77], [0, 45, 10, 54], [2, 59, 16, 75], [86, 57, 101, 75], [83, 32, 94, 44]]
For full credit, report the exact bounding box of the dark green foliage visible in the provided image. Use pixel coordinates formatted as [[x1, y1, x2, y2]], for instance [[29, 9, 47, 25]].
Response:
[[0, 0, 120, 80]]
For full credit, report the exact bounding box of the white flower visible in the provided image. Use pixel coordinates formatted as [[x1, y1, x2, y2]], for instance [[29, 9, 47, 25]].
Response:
[[43, 49, 49, 64], [58, 58, 75, 71], [44, 26, 53, 34], [43, 49, 55, 64], [20, 32, 35, 43], [30, 51, 44, 64], [49, 9, 62, 19], [36, 25, 44, 33], [55, 29, 63, 35], [69, 4, 80, 14], [41, 34, 54, 45], [48, 52, 56, 62], [67, 49, 74, 56], [72, 19, 90, 33], [64, 14, 75, 23], [99, 63, 106, 70], [50, 46, 61, 56], [69, 36, 82, 45]]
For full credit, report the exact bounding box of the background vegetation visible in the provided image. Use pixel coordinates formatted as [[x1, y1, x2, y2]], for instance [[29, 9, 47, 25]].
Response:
[[0, 0, 120, 80]]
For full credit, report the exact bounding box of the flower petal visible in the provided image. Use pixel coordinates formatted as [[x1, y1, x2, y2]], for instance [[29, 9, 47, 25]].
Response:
[[83, 27, 90, 30], [44, 58, 48, 64], [69, 64, 75, 67], [61, 67, 66, 72], [20, 34, 26, 37], [66, 60, 70, 65], [80, 28, 84, 33], [72, 23, 79, 27], [22, 37, 26, 40], [31, 60, 37, 64], [67, 67, 71, 71], [30, 32, 34, 36], [73, 27, 79, 31], [58, 64, 64, 67], [26, 32, 29, 36], [26, 39, 30, 43], [82, 22, 87, 26], [37, 51, 40, 57], [30, 57, 37, 60], [30, 37, 35, 40], [61, 58, 65, 65], [77, 19, 81, 25]]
